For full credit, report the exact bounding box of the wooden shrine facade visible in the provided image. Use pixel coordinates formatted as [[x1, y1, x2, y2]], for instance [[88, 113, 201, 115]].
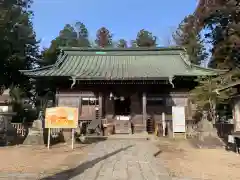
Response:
[[20, 47, 223, 134], [54, 81, 195, 134]]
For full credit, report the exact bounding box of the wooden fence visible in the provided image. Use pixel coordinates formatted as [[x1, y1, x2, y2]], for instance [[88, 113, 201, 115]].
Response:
[[11, 123, 63, 138], [11, 123, 27, 137]]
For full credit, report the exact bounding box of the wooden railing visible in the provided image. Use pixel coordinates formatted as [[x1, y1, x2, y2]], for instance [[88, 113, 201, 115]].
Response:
[[11, 123, 27, 137], [50, 128, 62, 137], [11, 123, 63, 138]]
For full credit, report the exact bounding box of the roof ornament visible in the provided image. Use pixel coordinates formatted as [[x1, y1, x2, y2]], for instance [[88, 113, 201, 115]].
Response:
[[168, 76, 175, 88], [109, 92, 114, 100], [71, 77, 76, 89], [54, 53, 67, 69], [180, 48, 191, 67], [60, 48, 64, 56], [214, 89, 220, 95]]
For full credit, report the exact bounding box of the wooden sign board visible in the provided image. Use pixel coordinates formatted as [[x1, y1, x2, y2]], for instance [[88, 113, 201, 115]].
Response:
[[45, 107, 78, 129]]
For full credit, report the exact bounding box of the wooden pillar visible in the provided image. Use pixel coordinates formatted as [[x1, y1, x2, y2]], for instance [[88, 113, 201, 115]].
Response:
[[162, 112, 166, 136], [98, 93, 103, 119], [142, 92, 147, 131]]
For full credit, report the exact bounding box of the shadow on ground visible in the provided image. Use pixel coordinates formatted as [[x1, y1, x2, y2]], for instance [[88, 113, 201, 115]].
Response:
[[75, 136, 108, 145], [40, 144, 134, 180], [189, 136, 225, 149]]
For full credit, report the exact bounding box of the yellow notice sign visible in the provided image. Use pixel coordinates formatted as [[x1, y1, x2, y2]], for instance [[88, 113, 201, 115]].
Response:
[[45, 107, 78, 128]]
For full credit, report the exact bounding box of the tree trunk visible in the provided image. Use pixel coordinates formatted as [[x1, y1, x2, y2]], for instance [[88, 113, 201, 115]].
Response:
[[208, 98, 217, 124]]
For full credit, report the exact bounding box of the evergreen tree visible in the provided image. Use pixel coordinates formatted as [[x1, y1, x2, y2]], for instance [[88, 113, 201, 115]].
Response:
[[130, 40, 138, 48], [194, 0, 240, 69], [117, 39, 127, 48], [41, 21, 90, 66], [0, 0, 39, 91], [75, 22, 91, 47], [136, 29, 157, 47], [173, 15, 208, 65], [204, 0, 240, 70], [187, 0, 240, 136], [190, 75, 230, 124]]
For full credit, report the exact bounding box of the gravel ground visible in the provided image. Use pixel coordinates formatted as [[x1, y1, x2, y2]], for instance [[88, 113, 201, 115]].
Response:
[[156, 138, 240, 180], [0, 143, 92, 179]]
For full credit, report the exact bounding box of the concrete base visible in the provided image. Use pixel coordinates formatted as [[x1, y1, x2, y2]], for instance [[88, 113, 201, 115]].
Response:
[[23, 129, 45, 145]]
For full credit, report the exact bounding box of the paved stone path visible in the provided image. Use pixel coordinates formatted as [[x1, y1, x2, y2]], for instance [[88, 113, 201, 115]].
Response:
[[68, 140, 172, 180], [0, 139, 196, 180]]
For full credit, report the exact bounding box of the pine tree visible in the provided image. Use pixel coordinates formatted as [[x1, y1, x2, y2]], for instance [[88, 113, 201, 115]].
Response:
[[190, 76, 230, 124]]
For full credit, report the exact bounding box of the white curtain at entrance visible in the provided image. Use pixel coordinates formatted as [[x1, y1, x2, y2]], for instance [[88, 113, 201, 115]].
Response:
[[172, 106, 186, 133]]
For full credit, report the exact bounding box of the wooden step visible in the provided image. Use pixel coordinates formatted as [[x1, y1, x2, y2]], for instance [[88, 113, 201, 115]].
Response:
[[173, 132, 186, 139], [115, 120, 131, 134], [133, 124, 145, 133]]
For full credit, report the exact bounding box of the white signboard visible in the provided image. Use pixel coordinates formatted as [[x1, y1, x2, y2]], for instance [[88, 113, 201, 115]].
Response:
[[172, 106, 186, 133], [0, 106, 9, 112], [116, 116, 130, 121]]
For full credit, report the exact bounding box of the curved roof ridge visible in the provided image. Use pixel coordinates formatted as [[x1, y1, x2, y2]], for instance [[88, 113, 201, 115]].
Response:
[[19, 65, 53, 73], [191, 64, 228, 73], [53, 53, 68, 68], [20, 47, 225, 78], [179, 51, 192, 67], [59, 46, 184, 52], [178, 47, 227, 74]]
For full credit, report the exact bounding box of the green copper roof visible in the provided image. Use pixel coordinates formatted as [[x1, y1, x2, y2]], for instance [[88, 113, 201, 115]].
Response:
[[20, 47, 224, 80]]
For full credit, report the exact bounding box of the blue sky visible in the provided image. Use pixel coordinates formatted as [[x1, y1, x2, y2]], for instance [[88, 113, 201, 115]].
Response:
[[31, 0, 198, 49]]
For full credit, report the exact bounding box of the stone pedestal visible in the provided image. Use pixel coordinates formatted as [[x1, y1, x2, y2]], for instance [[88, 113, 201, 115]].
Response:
[[23, 119, 45, 145], [23, 129, 45, 145], [62, 129, 72, 144], [198, 111, 218, 141]]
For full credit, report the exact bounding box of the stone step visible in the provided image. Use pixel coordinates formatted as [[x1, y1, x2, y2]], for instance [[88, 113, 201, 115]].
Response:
[[80, 134, 152, 141]]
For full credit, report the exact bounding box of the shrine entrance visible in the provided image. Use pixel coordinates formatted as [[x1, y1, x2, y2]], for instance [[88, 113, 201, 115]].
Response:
[[113, 96, 132, 134], [114, 96, 131, 116]]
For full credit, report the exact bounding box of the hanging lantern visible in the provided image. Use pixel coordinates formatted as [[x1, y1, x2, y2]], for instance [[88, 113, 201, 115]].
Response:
[[109, 92, 113, 100]]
